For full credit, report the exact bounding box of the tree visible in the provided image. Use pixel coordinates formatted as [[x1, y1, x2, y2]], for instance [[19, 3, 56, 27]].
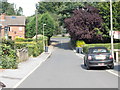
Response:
[[38, 12, 56, 44], [94, 2, 120, 35], [64, 6, 103, 43], [25, 12, 56, 44], [25, 15, 36, 38], [0, 0, 23, 16], [37, 2, 85, 26], [17, 7, 23, 15]]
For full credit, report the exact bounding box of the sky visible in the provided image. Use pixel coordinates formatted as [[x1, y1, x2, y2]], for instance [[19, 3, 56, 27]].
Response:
[[8, 0, 40, 17]]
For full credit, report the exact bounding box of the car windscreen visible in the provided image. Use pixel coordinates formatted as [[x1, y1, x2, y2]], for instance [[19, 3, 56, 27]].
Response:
[[89, 48, 109, 54]]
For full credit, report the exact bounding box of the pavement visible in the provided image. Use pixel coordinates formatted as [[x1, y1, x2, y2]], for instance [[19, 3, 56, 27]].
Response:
[[0, 45, 54, 88]]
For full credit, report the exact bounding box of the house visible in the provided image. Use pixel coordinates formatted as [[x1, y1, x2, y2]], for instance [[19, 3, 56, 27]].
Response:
[[0, 13, 26, 40]]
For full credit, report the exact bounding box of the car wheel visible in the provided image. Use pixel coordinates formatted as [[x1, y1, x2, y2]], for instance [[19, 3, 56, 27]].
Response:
[[84, 60, 86, 66], [86, 65, 90, 70], [109, 64, 114, 69]]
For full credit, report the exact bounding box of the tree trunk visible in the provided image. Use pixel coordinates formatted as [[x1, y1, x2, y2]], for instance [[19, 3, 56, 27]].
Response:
[[48, 37, 51, 45]]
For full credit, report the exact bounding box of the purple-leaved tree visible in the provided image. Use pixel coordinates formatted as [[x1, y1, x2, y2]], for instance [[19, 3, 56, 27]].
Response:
[[64, 6, 103, 43]]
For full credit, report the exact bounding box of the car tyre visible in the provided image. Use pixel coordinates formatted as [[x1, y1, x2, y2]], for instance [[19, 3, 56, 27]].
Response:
[[109, 64, 114, 69], [84, 60, 86, 66], [86, 65, 90, 70]]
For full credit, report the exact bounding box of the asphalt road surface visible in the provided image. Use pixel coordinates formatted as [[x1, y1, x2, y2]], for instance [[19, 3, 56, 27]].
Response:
[[17, 37, 118, 88]]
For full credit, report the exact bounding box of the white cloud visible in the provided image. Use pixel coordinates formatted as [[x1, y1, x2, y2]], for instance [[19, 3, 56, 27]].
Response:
[[8, 0, 40, 16]]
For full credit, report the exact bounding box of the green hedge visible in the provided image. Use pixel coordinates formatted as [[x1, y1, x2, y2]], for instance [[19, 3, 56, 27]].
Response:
[[76, 40, 85, 47], [15, 37, 33, 42], [0, 40, 18, 69], [83, 43, 120, 53], [0, 37, 45, 69], [15, 41, 44, 57]]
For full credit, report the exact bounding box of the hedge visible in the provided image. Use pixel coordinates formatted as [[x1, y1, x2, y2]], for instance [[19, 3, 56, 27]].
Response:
[[15, 40, 44, 57], [0, 37, 45, 69], [76, 40, 85, 47], [0, 40, 18, 69], [83, 43, 120, 53]]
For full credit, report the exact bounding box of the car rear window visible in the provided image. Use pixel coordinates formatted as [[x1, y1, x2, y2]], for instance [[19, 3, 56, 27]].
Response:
[[89, 48, 108, 54]]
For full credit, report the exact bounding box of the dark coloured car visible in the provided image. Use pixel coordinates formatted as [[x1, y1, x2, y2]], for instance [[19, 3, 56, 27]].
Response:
[[84, 47, 114, 70]]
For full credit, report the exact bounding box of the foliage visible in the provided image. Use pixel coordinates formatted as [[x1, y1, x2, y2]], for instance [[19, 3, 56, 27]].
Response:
[[0, 40, 18, 69], [25, 12, 56, 44], [15, 37, 33, 42], [15, 37, 25, 42], [38, 12, 55, 38], [25, 16, 36, 38], [37, 2, 85, 26], [1, 38, 15, 49], [95, 2, 120, 32], [64, 6, 103, 43], [15, 39, 44, 57], [83, 43, 120, 53], [1, 56, 18, 69], [76, 40, 85, 47], [0, 0, 23, 15]]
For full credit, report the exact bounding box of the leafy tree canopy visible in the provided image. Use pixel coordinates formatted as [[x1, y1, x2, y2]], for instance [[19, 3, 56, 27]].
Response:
[[0, 0, 23, 16], [64, 6, 104, 43]]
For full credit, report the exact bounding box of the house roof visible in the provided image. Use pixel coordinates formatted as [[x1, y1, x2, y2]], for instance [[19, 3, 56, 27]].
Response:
[[0, 16, 26, 26]]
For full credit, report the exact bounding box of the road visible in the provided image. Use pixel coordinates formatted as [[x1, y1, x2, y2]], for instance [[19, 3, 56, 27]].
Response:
[[17, 37, 118, 88]]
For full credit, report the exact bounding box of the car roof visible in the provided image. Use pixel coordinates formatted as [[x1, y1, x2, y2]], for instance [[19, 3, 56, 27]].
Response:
[[89, 47, 107, 49]]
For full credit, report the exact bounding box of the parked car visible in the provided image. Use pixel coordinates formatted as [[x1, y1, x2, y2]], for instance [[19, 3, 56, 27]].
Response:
[[84, 47, 114, 70]]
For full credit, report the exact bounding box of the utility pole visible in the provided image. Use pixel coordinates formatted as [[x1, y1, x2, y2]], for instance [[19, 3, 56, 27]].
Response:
[[36, 9, 38, 42], [43, 24, 46, 51], [110, 0, 114, 60]]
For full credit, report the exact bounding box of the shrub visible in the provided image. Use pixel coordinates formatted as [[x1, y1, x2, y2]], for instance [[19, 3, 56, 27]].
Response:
[[15, 37, 33, 42], [76, 40, 85, 47], [2, 38, 15, 49], [0, 44, 18, 69], [15, 41, 43, 57], [83, 43, 120, 53], [15, 37, 25, 42], [24, 38, 33, 42], [1, 56, 18, 69]]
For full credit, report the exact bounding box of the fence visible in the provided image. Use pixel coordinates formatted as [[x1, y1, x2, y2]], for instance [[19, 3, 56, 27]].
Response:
[[16, 48, 28, 62]]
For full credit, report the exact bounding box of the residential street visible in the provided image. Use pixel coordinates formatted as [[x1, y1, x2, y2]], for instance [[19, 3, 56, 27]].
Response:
[[17, 37, 118, 88]]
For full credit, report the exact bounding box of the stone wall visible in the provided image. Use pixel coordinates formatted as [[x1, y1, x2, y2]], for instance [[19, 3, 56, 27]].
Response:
[[16, 48, 28, 62]]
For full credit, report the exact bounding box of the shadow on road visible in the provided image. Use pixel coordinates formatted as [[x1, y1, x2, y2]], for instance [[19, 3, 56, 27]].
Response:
[[53, 42, 72, 50], [50, 40, 59, 43], [50, 38, 72, 50]]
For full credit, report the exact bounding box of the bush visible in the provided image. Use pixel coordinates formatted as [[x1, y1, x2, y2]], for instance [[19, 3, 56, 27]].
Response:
[[1, 56, 18, 69], [15, 41, 43, 57], [15, 37, 25, 42], [2, 38, 15, 49], [76, 40, 85, 47], [24, 38, 33, 42], [15, 37, 33, 42], [83, 43, 120, 53], [0, 43, 18, 69]]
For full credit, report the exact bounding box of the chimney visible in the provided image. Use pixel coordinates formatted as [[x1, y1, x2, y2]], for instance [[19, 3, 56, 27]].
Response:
[[1, 13, 6, 21]]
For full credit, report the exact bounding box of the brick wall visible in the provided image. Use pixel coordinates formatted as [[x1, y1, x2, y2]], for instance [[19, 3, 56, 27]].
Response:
[[8, 26, 25, 40], [1, 26, 5, 38]]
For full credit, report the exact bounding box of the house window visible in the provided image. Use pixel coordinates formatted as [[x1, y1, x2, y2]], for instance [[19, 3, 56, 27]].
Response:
[[14, 31, 16, 34], [19, 27, 23, 31], [10, 27, 12, 31]]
